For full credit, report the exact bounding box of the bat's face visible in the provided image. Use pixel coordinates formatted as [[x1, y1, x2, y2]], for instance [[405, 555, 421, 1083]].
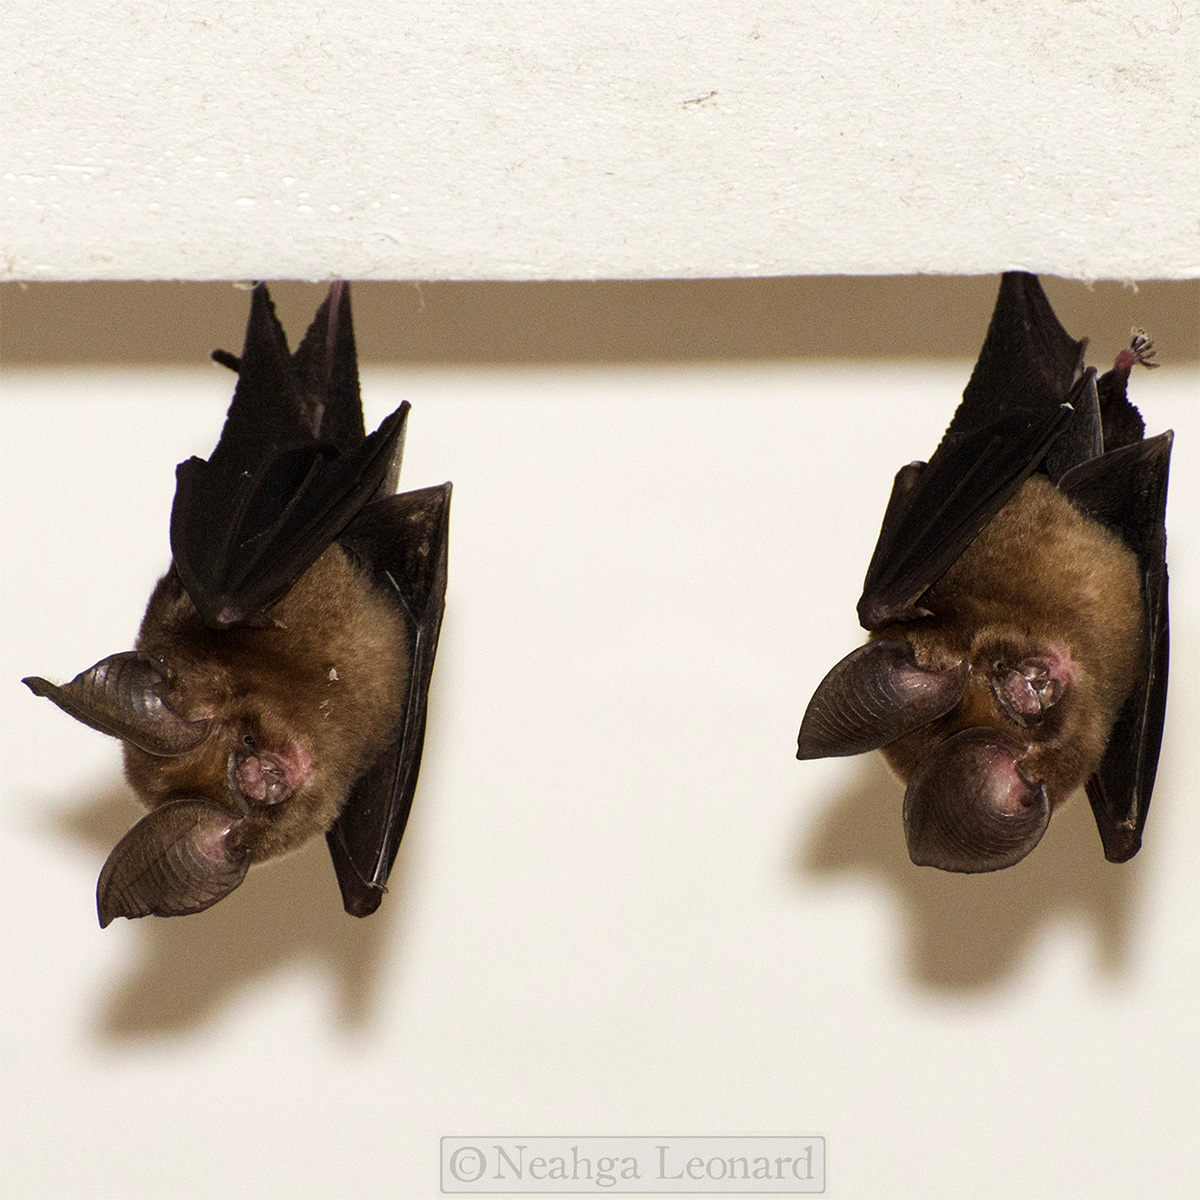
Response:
[[802, 475, 1145, 872]]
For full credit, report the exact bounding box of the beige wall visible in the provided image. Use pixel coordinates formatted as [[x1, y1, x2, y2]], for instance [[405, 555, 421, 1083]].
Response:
[[4, 276, 1197, 366]]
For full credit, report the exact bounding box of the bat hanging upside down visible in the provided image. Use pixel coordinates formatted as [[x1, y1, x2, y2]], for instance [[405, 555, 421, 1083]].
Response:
[[797, 272, 1171, 872], [25, 282, 451, 923]]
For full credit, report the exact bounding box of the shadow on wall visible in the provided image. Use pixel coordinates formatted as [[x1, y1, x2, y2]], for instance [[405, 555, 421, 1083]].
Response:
[[53, 781, 410, 1040], [3, 276, 1198, 365], [798, 755, 1138, 991]]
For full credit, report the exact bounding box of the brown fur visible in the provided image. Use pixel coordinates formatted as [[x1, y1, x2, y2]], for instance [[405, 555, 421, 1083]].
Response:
[[123, 545, 408, 861], [876, 476, 1144, 805]]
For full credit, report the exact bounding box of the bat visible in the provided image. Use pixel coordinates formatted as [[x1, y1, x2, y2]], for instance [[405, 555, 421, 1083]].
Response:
[[24, 282, 451, 923], [797, 272, 1171, 872]]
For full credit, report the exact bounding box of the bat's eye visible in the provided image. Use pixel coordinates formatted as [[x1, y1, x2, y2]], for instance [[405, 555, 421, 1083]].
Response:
[[242, 733, 255, 748]]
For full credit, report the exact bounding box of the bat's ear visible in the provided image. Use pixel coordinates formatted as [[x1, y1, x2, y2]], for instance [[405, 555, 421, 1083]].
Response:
[[23, 653, 211, 756], [797, 640, 968, 759], [97, 800, 251, 927], [903, 728, 1049, 872]]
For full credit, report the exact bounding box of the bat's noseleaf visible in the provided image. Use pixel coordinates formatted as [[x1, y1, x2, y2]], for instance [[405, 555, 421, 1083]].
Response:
[[327, 482, 452, 916], [97, 800, 251, 926]]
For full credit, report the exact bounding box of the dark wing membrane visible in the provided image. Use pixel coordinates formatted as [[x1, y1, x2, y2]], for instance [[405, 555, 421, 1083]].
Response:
[[170, 282, 409, 628], [952, 271, 1086, 436], [204, 284, 313, 476], [1043, 371, 1103, 483], [289, 279, 368, 454], [171, 407, 408, 627], [1060, 433, 1172, 861], [326, 483, 452, 916], [857, 272, 1088, 631], [858, 405, 1071, 629]]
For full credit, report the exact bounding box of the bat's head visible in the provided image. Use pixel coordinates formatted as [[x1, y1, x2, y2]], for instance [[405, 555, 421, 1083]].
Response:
[[896, 610, 1142, 871], [798, 468, 1146, 873], [23, 551, 408, 925], [22, 650, 324, 925], [798, 620, 1140, 873], [891, 626, 1133, 872], [797, 634, 1072, 871]]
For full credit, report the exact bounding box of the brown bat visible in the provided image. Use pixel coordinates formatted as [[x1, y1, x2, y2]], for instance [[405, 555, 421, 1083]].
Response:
[[24, 282, 451, 922], [797, 272, 1171, 872]]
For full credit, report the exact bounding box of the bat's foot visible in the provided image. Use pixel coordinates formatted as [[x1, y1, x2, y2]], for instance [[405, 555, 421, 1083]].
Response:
[[1113, 329, 1158, 375]]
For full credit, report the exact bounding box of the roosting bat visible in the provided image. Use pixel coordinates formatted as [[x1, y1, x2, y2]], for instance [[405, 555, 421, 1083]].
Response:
[[797, 272, 1171, 872], [24, 282, 451, 922]]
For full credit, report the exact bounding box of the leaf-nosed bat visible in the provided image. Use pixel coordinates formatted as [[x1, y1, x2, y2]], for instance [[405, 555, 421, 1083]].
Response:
[[24, 282, 451, 923], [797, 272, 1171, 872]]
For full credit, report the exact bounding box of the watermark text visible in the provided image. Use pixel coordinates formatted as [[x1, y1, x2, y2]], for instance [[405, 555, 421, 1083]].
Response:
[[441, 1136, 825, 1193]]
